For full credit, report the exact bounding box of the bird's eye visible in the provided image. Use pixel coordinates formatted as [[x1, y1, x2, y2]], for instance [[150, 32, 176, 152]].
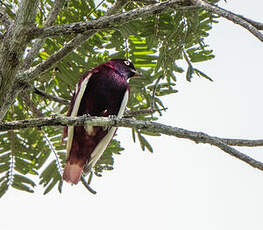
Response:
[[124, 60, 130, 66]]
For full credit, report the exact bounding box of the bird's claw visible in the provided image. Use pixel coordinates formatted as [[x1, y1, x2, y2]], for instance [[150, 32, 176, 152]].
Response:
[[108, 114, 117, 119], [103, 125, 111, 131], [103, 115, 116, 131]]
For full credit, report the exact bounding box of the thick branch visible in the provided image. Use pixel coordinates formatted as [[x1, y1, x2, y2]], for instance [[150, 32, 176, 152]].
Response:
[[19, 31, 95, 82], [237, 15, 263, 31], [0, 0, 39, 120], [0, 5, 12, 29], [30, 0, 184, 39], [21, 0, 65, 71], [190, 0, 263, 42], [1, 115, 263, 172], [215, 138, 263, 147]]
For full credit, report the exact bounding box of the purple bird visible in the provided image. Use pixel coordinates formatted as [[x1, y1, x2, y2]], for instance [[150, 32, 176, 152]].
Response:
[[62, 59, 140, 184]]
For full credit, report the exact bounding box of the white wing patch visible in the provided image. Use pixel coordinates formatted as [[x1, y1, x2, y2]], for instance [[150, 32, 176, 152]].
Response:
[[87, 90, 129, 169], [66, 73, 92, 158]]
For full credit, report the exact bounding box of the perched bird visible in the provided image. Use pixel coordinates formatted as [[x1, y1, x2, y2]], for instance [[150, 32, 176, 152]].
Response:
[[63, 59, 140, 184]]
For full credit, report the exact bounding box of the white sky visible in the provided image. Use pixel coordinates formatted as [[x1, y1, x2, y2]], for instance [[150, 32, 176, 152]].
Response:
[[2, 1, 263, 230]]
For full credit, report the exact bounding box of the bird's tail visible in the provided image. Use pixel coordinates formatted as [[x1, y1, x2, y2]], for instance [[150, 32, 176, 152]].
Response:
[[63, 162, 83, 184]]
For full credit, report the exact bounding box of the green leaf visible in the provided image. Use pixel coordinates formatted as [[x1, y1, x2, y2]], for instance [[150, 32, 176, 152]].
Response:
[[12, 174, 35, 193], [186, 65, 194, 82], [137, 131, 153, 153], [13, 174, 36, 187], [194, 68, 213, 81], [0, 163, 10, 174], [132, 128, 136, 143], [39, 160, 62, 195], [0, 180, 8, 198]]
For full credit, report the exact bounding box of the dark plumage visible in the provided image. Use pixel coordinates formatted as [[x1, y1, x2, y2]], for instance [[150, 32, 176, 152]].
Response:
[[63, 59, 140, 184]]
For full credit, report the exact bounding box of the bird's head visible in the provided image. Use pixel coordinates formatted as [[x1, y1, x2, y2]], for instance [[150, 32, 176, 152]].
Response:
[[106, 59, 141, 80]]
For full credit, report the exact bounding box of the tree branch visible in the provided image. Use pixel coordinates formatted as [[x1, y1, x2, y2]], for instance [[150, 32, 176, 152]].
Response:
[[214, 138, 263, 147], [1, 115, 263, 172], [151, 75, 163, 112], [236, 14, 263, 31], [21, 0, 65, 71], [18, 0, 130, 82], [105, 0, 131, 15], [0, 5, 12, 29], [21, 82, 70, 105], [29, 0, 185, 39], [33, 88, 69, 105], [18, 31, 96, 82], [124, 108, 167, 118], [0, 0, 39, 120], [23, 82, 166, 115], [24, 83, 167, 115], [21, 91, 44, 117], [190, 0, 263, 42]]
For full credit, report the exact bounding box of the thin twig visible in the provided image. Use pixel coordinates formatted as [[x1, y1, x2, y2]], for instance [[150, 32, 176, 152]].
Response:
[[21, 91, 64, 181], [151, 75, 163, 111], [124, 107, 167, 118], [29, 0, 186, 39], [33, 87, 70, 105], [86, 0, 106, 19], [105, 0, 131, 16], [42, 129, 63, 177], [8, 130, 15, 186], [80, 176, 97, 194], [21, 91, 44, 117], [22, 81, 70, 105]]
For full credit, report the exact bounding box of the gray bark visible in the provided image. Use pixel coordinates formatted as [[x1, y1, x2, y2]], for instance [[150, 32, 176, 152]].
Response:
[[0, 115, 262, 172], [0, 0, 39, 120]]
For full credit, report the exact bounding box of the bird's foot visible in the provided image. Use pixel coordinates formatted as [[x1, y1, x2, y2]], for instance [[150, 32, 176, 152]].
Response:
[[102, 115, 116, 131], [108, 114, 117, 119]]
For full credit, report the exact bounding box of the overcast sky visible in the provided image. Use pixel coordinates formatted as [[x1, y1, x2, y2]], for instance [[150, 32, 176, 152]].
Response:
[[2, 1, 263, 230]]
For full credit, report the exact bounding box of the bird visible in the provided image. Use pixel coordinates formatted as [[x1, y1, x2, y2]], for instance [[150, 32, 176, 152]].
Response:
[[62, 59, 140, 184]]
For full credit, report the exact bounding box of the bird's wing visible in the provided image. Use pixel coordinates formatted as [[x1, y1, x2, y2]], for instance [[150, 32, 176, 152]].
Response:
[[66, 72, 92, 158], [86, 90, 129, 171]]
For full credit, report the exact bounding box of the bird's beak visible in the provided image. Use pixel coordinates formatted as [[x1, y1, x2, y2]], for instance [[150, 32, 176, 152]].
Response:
[[131, 69, 142, 78]]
